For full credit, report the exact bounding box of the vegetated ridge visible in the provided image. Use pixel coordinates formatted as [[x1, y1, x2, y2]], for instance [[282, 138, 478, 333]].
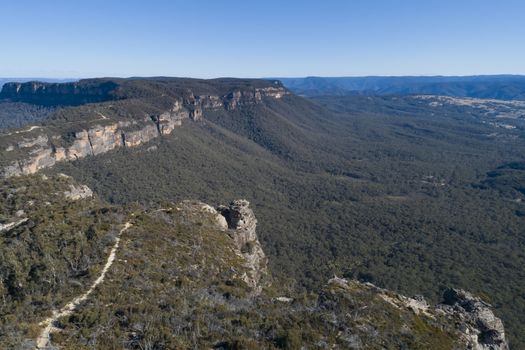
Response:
[[0, 174, 509, 349], [1, 77, 524, 348], [0, 78, 289, 177], [278, 75, 525, 100]]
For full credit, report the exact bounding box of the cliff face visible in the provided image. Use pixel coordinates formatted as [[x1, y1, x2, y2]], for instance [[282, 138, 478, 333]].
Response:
[[218, 199, 268, 292], [223, 86, 289, 110], [0, 79, 290, 178], [1, 105, 188, 177]]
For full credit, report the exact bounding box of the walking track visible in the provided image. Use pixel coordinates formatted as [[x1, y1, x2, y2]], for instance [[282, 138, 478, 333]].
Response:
[[35, 222, 132, 349]]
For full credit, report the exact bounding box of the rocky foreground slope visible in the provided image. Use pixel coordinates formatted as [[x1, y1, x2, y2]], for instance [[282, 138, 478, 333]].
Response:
[[0, 78, 289, 178], [0, 174, 508, 349]]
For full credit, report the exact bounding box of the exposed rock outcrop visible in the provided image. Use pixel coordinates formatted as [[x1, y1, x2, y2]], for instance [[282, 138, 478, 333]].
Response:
[[439, 288, 509, 350], [195, 95, 223, 110], [223, 86, 289, 110], [198, 202, 228, 230], [325, 278, 508, 350], [0, 218, 28, 233], [63, 184, 93, 200], [17, 134, 48, 149], [218, 200, 268, 292]]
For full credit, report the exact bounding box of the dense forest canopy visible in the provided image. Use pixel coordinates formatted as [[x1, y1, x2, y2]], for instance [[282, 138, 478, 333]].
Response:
[[38, 88, 525, 347], [1, 78, 524, 347]]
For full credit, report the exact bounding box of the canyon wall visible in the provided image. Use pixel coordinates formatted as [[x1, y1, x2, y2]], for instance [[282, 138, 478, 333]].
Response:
[[1, 105, 188, 177], [1, 83, 289, 178]]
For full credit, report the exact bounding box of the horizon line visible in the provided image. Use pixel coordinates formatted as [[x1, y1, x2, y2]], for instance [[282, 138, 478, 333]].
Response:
[[2, 73, 525, 81]]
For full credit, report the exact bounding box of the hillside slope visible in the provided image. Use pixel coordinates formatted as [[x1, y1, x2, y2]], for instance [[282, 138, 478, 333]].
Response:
[[1, 78, 524, 347], [45, 95, 525, 347], [0, 175, 507, 349], [0, 78, 288, 177]]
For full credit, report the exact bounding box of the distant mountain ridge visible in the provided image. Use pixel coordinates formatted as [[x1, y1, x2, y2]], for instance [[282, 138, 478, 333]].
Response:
[[277, 75, 525, 100], [6, 75, 525, 100], [0, 78, 76, 89]]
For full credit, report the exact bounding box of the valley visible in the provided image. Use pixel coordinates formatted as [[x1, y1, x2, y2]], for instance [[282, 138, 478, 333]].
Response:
[[1, 78, 524, 348]]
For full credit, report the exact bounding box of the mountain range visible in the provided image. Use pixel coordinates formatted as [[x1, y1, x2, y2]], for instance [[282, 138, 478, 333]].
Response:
[[0, 78, 75, 89], [277, 75, 525, 100]]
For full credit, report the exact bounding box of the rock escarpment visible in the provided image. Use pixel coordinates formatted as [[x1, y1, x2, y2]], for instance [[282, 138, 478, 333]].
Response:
[[1, 104, 187, 177], [218, 200, 268, 292], [331, 277, 509, 350], [1, 79, 290, 178], [439, 288, 509, 350]]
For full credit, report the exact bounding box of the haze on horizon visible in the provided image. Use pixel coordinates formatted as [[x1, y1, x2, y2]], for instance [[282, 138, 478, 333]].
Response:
[[1, 0, 524, 79]]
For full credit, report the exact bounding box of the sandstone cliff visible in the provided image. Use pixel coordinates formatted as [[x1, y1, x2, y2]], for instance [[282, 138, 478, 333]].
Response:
[[0, 105, 187, 177], [0, 79, 290, 178]]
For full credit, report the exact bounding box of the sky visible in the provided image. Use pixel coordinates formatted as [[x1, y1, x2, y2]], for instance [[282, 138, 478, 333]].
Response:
[[0, 0, 524, 78]]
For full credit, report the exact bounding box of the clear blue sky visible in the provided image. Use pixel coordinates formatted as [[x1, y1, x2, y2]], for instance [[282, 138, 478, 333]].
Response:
[[1, 0, 524, 78]]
